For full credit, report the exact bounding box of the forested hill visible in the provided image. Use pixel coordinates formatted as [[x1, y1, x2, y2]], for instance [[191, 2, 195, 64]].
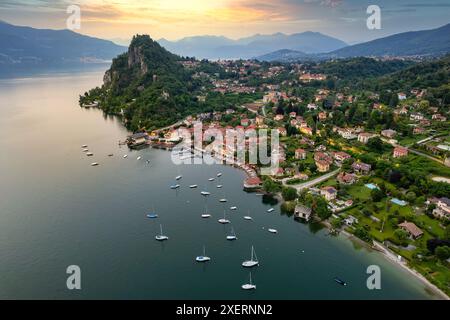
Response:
[[81, 35, 200, 130]]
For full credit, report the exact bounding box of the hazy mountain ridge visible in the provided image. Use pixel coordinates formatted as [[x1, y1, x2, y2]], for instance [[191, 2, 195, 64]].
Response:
[[0, 21, 126, 72], [158, 32, 348, 59]]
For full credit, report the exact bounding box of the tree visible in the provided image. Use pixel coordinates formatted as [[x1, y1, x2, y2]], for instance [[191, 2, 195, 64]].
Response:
[[314, 197, 331, 220], [394, 229, 409, 242], [435, 246, 450, 261], [371, 188, 385, 202], [367, 137, 384, 152], [282, 187, 298, 201]]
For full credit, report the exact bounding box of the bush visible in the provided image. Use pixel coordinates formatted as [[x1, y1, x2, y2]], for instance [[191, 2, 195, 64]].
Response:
[[282, 187, 298, 201]]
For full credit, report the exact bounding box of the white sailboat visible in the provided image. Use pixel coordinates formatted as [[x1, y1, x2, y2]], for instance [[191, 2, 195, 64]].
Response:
[[155, 224, 169, 241], [226, 227, 237, 240], [219, 198, 227, 203], [146, 205, 158, 219], [241, 272, 256, 290], [218, 211, 230, 224], [217, 173, 223, 177], [201, 204, 211, 218], [81, 145, 88, 148], [267, 208, 275, 213], [195, 246, 211, 262], [189, 185, 198, 188], [242, 246, 259, 267], [216, 185, 223, 188], [137, 156, 142, 160], [243, 210, 253, 220], [123, 154, 128, 158], [86, 152, 94, 156], [170, 184, 180, 189], [268, 228, 278, 234], [201, 184, 210, 196], [91, 162, 99, 166], [230, 206, 237, 210], [208, 178, 215, 181]]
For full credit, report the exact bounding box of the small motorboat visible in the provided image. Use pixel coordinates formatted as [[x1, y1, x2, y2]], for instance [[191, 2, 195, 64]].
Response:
[[241, 272, 256, 290], [267, 208, 274, 213], [108, 154, 114, 157], [170, 184, 180, 189], [175, 175, 182, 180], [334, 277, 347, 286], [201, 214, 212, 218], [219, 198, 227, 203], [147, 213, 158, 219], [243, 216, 253, 221], [208, 178, 215, 181], [82, 148, 89, 152], [91, 162, 99, 166], [268, 228, 278, 234], [86, 152, 94, 156], [137, 156, 142, 160], [201, 191, 211, 196], [189, 185, 198, 188], [123, 154, 128, 158], [217, 173, 222, 177], [230, 206, 237, 210], [216, 185, 223, 188], [81, 145, 88, 148]]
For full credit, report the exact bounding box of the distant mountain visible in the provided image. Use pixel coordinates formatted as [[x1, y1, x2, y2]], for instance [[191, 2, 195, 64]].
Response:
[[332, 23, 450, 58], [158, 32, 347, 59], [256, 49, 311, 62], [0, 21, 126, 73]]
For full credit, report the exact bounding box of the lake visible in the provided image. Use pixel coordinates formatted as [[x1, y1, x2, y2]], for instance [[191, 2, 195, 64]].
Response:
[[0, 70, 441, 299]]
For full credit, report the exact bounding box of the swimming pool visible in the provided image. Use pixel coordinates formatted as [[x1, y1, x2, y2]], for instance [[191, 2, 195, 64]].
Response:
[[365, 183, 379, 190], [391, 198, 407, 206]]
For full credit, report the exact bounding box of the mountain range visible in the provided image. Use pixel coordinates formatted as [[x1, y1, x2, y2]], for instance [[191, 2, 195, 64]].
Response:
[[158, 32, 348, 59], [0, 21, 126, 73]]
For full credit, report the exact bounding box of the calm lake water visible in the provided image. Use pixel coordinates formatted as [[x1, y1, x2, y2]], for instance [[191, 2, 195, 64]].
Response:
[[0, 70, 441, 299]]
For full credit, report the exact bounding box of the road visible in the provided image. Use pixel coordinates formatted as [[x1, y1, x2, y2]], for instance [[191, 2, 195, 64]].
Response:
[[408, 148, 444, 164], [281, 168, 340, 192]]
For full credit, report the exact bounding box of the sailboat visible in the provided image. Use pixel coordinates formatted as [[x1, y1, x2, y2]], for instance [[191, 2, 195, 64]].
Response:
[[189, 185, 198, 188], [241, 272, 256, 290], [230, 206, 237, 210], [170, 184, 180, 189], [91, 162, 99, 166], [217, 173, 223, 177], [195, 246, 211, 262], [137, 156, 142, 160], [200, 184, 211, 196], [81, 145, 88, 148], [218, 211, 230, 224], [226, 227, 237, 240], [208, 178, 215, 182], [219, 198, 227, 203], [334, 277, 347, 286], [123, 154, 128, 158], [86, 152, 94, 156], [243, 210, 253, 220], [242, 246, 259, 267], [268, 228, 278, 234], [146, 205, 158, 219], [201, 203, 211, 218], [267, 208, 274, 213], [155, 224, 169, 241], [216, 185, 223, 188]]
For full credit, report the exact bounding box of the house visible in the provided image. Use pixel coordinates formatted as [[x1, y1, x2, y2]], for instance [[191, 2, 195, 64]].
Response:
[[398, 221, 423, 239], [316, 160, 330, 172], [432, 114, 447, 122], [429, 197, 450, 219], [274, 114, 284, 121], [321, 186, 337, 201], [241, 118, 250, 126], [243, 177, 262, 189], [295, 149, 307, 160], [413, 127, 425, 135], [337, 172, 357, 185], [352, 162, 371, 175], [300, 126, 313, 136], [381, 129, 397, 139], [294, 173, 309, 181], [318, 112, 327, 121], [127, 132, 148, 147], [307, 103, 318, 110], [277, 127, 287, 137], [255, 116, 264, 125], [294, 205, 312, 221], [398, 92, 407, 100], [289, 112, 297, 118], [337, 128, 357, 140], [333, 151, 351, 163], [358, 132, 375, 144], [393, 146, 408, 158], [345, 215, 359, 226]]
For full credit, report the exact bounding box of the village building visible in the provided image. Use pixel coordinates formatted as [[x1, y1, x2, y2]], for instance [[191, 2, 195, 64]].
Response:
[[321, 186, 337, 201], [398, 221, 424, 239], [352, 162, 371, 175], [274, 114, 284, 121], [358, 132, 376, 144], [393, 146, 408, 158], [316, 160, 330, 172], [243, 177, 262, 190], [294, 204, 312, 221], [295, 148, 307, 160], [337, 172, 357, 185], [428, 197, 450, 220], [381, 129, 397, 139], [277, 127, 287, 137]]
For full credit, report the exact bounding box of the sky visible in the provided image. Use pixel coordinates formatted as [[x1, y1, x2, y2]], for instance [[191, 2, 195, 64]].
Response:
[[0, 0, 449, 44]]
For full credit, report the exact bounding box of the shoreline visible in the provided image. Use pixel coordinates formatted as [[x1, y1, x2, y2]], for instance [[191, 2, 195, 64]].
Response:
[[324, 220, 450, 300], [151, 135, 449, 300]]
